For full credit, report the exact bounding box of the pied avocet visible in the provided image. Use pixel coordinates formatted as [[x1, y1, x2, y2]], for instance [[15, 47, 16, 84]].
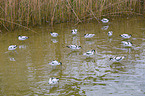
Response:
[[121, 41, 133, 47], [83, 49, 95, 57], [108, 31, 113, 37], [48, 77, 59, 85], [109, 56, 126, 62], [49, 60, 62, 66], [50, 32, 58, 37], [8, 45, 17, 50], [101, 18, 109, 23], [71, 29, 77, 35], [66, 45, 82, 50], [120, 34, 132, 39], [18, 35, 29, 40], [84, 34, 95, 38]]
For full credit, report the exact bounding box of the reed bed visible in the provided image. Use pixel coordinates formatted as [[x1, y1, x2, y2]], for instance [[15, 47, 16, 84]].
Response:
[[0, 0, 144, 30]]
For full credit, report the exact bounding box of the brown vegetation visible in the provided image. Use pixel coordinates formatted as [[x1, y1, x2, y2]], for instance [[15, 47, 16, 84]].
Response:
[[0, 0, 144, 30]]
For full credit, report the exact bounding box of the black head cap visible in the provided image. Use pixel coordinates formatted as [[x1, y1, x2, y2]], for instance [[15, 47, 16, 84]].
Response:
[[79, 46, 82, 48], [109, 58, 113, 60]]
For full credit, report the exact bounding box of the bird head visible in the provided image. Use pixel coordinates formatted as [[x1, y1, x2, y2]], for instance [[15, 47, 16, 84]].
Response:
[[79, 46, 82, 48], [109, 58, 113, 61], [59, 62, 62, 65]]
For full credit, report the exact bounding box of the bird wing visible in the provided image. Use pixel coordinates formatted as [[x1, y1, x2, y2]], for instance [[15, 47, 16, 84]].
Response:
[[115, 57, 122, 61]]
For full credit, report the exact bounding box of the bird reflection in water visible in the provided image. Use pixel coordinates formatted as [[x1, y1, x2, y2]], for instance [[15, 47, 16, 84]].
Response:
[[110, 62, 126, 73]]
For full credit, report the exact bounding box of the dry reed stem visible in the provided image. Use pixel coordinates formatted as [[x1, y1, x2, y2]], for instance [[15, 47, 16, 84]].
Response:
[[0, 18, 38, 34], [51, 0, 58, 26], [66, 0, 82, 23]]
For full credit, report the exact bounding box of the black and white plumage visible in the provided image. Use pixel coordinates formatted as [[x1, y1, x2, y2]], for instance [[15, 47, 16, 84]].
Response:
[[8, 45, 17, 50], [18, 35, 29, 40], [108, 31, 113, 37], [84, 34, 95, 38], [71, 29, 77, 35], [66, 45, 82, 50], [49, 60, 62, 66], [109, 56, 126, 62], [120, 34, 132, 39], [101, 18, 109, 23], [83, 49, 95, 57], [50, 32, 58, 37], [48, 77, 59, 85], [121, 41, 133, 47]]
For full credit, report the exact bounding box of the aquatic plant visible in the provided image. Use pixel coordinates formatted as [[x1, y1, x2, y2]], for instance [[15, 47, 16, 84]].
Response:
[[0, 0, 144, 30]]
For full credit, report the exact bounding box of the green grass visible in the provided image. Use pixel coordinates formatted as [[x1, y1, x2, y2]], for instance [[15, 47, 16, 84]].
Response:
[[0, 0, 144, 30]]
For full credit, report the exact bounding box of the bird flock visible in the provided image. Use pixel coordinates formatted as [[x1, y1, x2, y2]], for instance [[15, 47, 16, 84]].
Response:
[[8, 18, 134, 86]]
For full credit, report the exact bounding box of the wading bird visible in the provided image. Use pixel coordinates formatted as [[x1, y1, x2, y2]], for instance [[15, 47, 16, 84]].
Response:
[[109, 56, 126, 62], [8, 45, 17, 50], [101, 18, 109, 23], [83, 49, 95, 57], [84, 34, 95, 38], [49, 60, 62, 69], [66, 45, 82, 51], [120, 34, 132, 39], [48, 77, 59, 85], [121, 41, 133, 47], [108, 31, 113, 37], [50, 32, 58, 37], [71, 29, 77, 35], [18, 35, 29, 40]]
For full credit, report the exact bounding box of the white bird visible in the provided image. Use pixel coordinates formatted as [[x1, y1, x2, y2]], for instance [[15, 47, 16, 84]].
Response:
[[121, 41, 133, 47], [84, 34, 95, 38], [8, 45, 17, 50], [71, 29, 77, 35], [18, 35, 29, 40], [108, 31, 113, 37], [120, 34, 132, 39], [109, 56, 126, 62], [101, 18, 109, 23], [83, 49, 95, 57], [49, 60, 62, 66], [48, 77, 59, 85], [66, 45, 82, 50], [50, 32, 58, 37]]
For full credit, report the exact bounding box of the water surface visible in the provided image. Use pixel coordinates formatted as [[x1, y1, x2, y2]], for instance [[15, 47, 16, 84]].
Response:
[[0, 16, 145, 96]]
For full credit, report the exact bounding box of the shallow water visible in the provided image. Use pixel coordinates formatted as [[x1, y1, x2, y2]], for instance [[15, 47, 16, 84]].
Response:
[[0, 16, 145, 96]]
